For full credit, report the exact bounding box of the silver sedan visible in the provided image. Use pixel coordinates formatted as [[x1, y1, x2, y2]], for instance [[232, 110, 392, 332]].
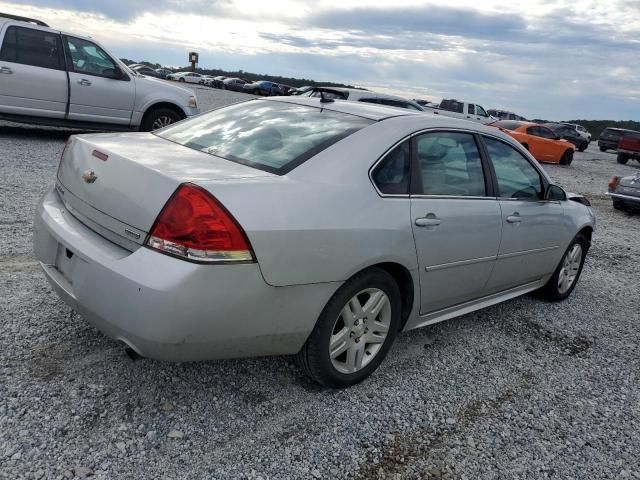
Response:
[[34, 97, 596, 387]]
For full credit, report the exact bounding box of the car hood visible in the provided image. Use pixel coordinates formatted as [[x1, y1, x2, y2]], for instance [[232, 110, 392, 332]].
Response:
[[135, 76, 193, 97]]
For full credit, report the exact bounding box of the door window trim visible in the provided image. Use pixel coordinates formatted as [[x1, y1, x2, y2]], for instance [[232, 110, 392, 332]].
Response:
[[62, 34, 128, 81], [0, 25, 65, 71], [477, 134, 551, 202], [369, 127, 507, 199]]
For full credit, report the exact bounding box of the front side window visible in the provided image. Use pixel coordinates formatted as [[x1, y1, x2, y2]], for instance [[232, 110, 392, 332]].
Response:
[[415, 132, 486, 196], [476, 105, 488, 117], [484, 137, 543, 200], [156, 101, 374, 174], [64, 36, 118, 78], [371, 140, 411, 195], [0, 26, 62, 70]]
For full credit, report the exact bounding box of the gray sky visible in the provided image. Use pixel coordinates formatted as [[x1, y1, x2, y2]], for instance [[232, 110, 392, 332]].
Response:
[[2, 0, 640, 120]]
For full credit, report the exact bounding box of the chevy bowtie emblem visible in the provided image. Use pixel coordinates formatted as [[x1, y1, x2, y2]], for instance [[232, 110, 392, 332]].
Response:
[[82, 170, 98, 184]]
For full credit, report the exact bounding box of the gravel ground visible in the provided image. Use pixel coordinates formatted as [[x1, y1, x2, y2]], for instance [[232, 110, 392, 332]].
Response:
[[1, 87, 639, 479]]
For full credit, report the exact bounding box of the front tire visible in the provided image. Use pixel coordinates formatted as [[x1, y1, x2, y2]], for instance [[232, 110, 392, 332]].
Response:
[[297, 268, 401, 388], [178, 78, 185, 83], [538, 234, 588, 301], [600, 146, 607, 152], [560, 149, 574, 165], [140, 107, 182, 132], [617, 153, 629, 164], [612, 199, 627, 211]]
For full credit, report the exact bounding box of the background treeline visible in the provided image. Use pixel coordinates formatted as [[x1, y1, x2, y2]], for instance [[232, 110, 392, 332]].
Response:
[[120, 59, 355, 89], [120, 60, 640, 132]]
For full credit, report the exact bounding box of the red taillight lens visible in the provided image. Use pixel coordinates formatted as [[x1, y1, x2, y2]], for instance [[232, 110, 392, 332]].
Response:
[[608, 176, 620, 191], [146, 183, 255, 263]]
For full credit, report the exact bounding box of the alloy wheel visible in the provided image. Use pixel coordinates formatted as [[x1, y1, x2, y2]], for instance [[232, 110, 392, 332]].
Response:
[[329, 288, 391, 374], [558, 244, 582, 294], [151, 116, 176, 129]]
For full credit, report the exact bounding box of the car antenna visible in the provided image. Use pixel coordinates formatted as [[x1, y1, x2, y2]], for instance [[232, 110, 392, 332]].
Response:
[[319, 91, 334, 104]]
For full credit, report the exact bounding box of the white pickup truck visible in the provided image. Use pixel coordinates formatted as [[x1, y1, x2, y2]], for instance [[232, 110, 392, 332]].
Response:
[[423, 99, 495, 125], [0, 13, 199, 131]]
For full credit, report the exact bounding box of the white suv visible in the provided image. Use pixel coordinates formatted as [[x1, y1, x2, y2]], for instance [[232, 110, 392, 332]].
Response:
[[0, 14, 199, 131]]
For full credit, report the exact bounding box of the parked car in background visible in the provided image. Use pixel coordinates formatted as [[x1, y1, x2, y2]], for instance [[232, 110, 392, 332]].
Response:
[[279, 85, 294, 96], [302, 87, 424, 111], [243, 80, 282, 96], [490, 121, 576, 165], [561, 123, 591, 143], [131, 65, 162, 78], [0, 14, 199, 131], [200, 75, 216, 87], [423, 99, 494, 124], [212, 76, 228, 88], [607, 173, 640, 211], [598, 127, 630, 152], [155, 68, 173, 79], [607, 173, 640, 210], [616, 130, 640, 165], [222, 77, 246, 91], [34, 96, 595, 388], [544, 123, 589, 152], [488, 109, 528, 121]]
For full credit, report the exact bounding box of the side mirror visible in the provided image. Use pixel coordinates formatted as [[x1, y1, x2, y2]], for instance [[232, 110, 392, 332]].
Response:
[[545, 184, 566, 201], [112, 67, 129, 81]]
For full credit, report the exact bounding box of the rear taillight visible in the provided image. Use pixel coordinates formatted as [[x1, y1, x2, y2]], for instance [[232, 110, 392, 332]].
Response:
[[146, 183, 255, 263], [608, 176, 620, 191]]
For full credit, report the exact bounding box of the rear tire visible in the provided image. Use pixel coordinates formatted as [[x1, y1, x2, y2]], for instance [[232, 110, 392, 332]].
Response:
[[538, 234, 588, 302], [613, 199, 626, 211], [599, 146, 607, 152], [617, 153, 629, 164], [297, 268, 401, 388], [560, 149, 574, 165], [253, 89, 260, 95], [178, 78, 185, 83], [140, 107, 183, 132], [578, 141, 587, 152]]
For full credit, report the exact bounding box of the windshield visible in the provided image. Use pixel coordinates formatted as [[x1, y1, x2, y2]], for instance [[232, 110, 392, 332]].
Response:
[[155, 100, 374, 174]]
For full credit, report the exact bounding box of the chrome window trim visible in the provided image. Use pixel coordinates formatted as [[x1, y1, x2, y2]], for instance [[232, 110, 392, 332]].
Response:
[[369, 127, 509, 199]]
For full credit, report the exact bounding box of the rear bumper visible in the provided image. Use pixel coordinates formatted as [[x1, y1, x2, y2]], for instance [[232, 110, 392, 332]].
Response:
[[33, 187, 337, 361], [606, 192, 640, 205]]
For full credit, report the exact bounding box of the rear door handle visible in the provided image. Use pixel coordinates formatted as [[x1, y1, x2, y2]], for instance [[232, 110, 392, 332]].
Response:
[[415, 215, 441, 227], [506, 213, 522, 223], [0, 66, 13, 74], [77, 79, 92, 86]]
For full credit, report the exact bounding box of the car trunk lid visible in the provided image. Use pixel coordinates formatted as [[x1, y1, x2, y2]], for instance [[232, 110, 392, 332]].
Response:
[[56, 132, 274, 250]]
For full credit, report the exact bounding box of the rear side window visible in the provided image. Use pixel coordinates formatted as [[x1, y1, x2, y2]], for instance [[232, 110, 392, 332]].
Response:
[[440, 100, 464, 114], [0, 26, 62, 70], [156, 101, 374, 174], [468, 104, 475, 115], [372, 140, 411, 195], [415, 132, 486, 196], [484, 137, 542, 199]]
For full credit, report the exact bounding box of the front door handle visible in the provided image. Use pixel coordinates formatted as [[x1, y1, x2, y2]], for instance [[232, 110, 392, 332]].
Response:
[[415, 214, 441, 227], [77, 79, 92, 86], [506, 213, 522, 223], [0, 66, 13, 74]]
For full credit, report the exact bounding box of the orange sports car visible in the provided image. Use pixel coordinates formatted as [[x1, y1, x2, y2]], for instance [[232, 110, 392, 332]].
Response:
[[490, 120, 576, 165]]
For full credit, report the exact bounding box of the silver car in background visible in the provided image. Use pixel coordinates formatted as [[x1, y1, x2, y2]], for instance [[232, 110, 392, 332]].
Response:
[[34, 97, 595, 387]]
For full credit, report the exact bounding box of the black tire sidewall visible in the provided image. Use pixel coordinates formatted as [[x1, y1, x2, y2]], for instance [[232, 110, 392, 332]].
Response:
[[302, 269, 401, 388]]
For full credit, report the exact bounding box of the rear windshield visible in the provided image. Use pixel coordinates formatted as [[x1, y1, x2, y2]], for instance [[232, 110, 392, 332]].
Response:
[[155, 100, 373, 174]]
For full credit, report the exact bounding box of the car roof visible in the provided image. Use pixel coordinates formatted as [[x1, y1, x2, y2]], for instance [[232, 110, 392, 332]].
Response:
[[262, 96, 420, 121]]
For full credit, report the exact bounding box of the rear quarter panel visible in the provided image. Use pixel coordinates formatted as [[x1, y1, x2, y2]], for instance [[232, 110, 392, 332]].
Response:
[[201, 121, 420, 287]]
